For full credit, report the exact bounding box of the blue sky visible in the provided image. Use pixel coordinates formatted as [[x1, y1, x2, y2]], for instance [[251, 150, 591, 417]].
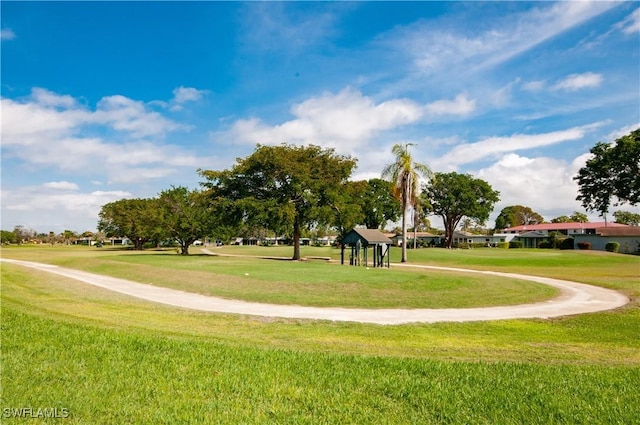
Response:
[[2, 1, 639, 233]]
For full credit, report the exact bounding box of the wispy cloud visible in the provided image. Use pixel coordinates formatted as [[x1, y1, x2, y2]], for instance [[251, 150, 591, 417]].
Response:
[[238, 2, 344, 52], [616, 7, 640, 35], [438, 123, 603, 167], [383, 2, 619, 77], [1, 28, 16, 41], [425, 93, 476, 116], [43, 181, 80, 191], [552, 72, 603, 92]]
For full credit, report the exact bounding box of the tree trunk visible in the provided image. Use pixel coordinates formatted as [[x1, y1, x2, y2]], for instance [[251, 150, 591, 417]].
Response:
[[401, 194, 408, 263], [293, 217, 301, 260], [181, 242, 189, 255]]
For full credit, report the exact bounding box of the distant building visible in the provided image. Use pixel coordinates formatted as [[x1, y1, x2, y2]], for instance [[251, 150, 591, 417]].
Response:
[[573, 226, 640, 253], [495, 222, 636, 252]]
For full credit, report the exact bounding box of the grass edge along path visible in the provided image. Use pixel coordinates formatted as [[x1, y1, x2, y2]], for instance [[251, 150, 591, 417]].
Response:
[[0, 258, 629, 324]]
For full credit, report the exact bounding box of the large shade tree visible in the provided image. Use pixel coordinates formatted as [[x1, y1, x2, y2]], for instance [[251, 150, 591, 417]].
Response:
[[423, 172, 500, 249], [200, 144, 356, 260], [494, 205, 544, 230], [158, 186, 215, 255], [98, 198, 164, 250], [575, 128, 640, 221], [382, 143, 431, 262]]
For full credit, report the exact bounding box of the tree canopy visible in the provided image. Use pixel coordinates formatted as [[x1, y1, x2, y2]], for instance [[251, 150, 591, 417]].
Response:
[[575, 128, 640, 219], [98, 198, 164, 250], [200, 144, 356, 260], [613, 210, 640, 226], [423, 172, 500, 249], [158, 186, 215, 255], [494, 205, 544, 230], [361, 178, 401, 230]]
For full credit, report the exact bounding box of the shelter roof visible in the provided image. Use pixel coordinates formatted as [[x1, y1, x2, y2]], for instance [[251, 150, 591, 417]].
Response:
[[341, 228, 393, 245]]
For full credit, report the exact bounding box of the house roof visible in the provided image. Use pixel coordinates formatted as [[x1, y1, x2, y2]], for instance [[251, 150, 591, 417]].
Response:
[[341, 228, 392, 245], [595, 226, 640, 237], [504, 222, 629, 232]]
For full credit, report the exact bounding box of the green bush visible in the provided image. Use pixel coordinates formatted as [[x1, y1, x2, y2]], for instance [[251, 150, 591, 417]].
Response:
[[605, 242, 620, 253], [496, 242, 509, 249], [509, 241, 523, 249], [538, 240, 553, 249], [559, 238, 574, 250]]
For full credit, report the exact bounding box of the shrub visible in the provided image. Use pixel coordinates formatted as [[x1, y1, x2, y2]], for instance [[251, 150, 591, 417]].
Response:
[[496, 242, 509, 249], [605, 242, 620, 253], [538, 240, 553, 249], [559, 238, 574, 250], [509, 241, 523, 249], [577, 241, 592, 250]]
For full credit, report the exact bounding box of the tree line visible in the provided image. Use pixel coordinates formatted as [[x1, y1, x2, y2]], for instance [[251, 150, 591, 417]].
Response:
[[95, 143, 501, 258], [4, 128, 637, 257]]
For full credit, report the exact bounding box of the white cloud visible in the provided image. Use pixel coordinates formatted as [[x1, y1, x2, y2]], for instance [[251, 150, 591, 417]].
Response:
[[172, 86, 207, 104], [2, 187, 132, 232], [43, 181, 80, 191], [1, 88, 202, 182], [552, 72, 603, 92], [601, 122, 640, 143], [438, 124, 601, 167], [93, 95, 187, 137], [1, 28, 15, 40], [30, 87, 78, 108], [224, 87, 423, 153], [425, 93, 476, 116], [522, 80, 546, 92], [170, 86, 209, 111], [477, 153, 588, 221], [616, 7, 640, 35]]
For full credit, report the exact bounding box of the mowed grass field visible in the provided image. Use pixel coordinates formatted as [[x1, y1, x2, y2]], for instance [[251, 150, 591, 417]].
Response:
[[1, 245, 639, 424]]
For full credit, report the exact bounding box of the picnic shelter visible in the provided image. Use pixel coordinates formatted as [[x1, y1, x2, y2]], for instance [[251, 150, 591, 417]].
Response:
[[340, 228, 392, 268]]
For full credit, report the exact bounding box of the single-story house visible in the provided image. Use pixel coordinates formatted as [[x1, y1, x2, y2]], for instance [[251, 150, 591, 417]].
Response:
[[499, 222, 628, 236], [514, 231, 547, 248], [452, 231, 506, 247], [390, 232, 441, 247], [573, 226, 640, 253]]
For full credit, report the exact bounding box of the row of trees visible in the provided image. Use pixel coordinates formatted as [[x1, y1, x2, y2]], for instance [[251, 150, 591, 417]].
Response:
[[97, 143, 501, 257], [0, 226, 96, 245]]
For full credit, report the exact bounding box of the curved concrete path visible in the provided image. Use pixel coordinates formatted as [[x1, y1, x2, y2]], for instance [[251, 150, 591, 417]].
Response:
[[1, 258, 629, 325]]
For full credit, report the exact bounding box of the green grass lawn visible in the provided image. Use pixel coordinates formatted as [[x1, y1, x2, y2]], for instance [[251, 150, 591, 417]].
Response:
[[1, 245, 639, 423], [1, 246, 558, 308]]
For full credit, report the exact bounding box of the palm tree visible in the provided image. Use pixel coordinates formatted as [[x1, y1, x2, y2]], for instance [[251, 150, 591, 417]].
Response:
[[382, 143, 431, 262]]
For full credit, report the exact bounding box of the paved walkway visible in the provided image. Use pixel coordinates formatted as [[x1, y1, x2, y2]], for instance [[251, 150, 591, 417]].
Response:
[[1, 258, 629, 325]]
